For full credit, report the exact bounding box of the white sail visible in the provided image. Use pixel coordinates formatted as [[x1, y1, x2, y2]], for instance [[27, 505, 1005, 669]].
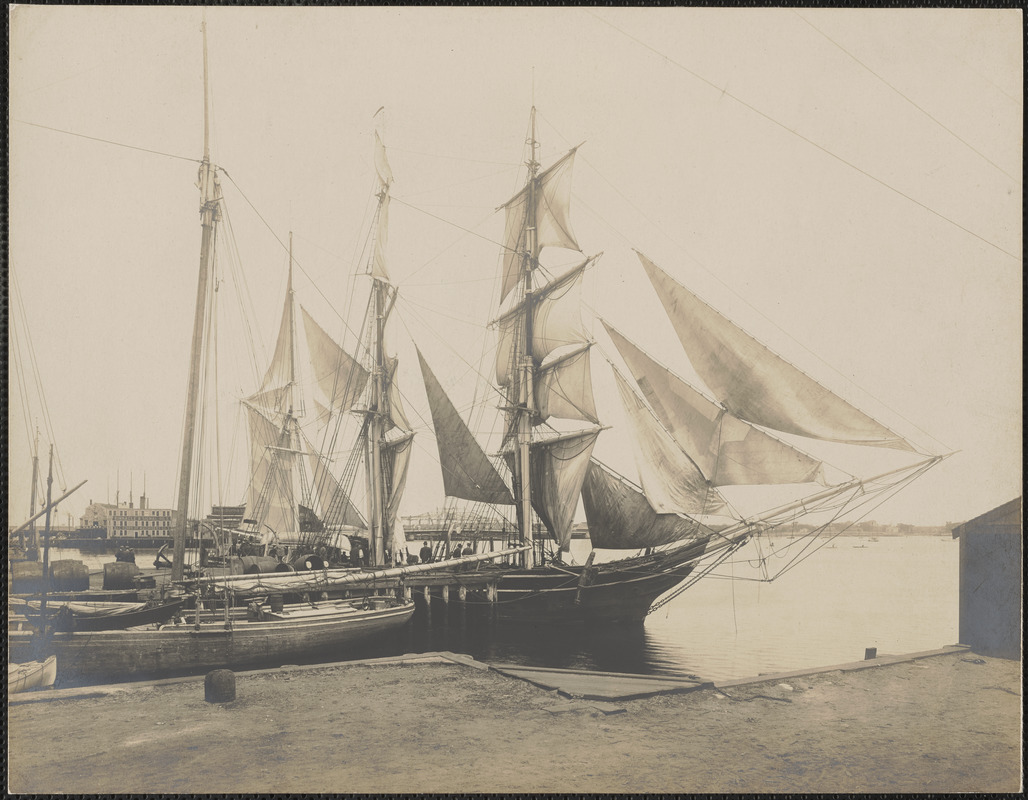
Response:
[[244, 402, 298, 537], [529, 429, 600, 549], [308, 448, 367, 530], [612, 369, 728, 516], [638, 253, 915, 451], [300, 306, 369, 413], [494, 259, 592, 386], [604, 322, 825, 486], [499, 148, 582, 302], [535, 343, 598, 424]]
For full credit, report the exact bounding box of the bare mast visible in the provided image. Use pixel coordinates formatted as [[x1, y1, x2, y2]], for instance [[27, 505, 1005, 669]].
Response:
[[173, 18, 219, 581]]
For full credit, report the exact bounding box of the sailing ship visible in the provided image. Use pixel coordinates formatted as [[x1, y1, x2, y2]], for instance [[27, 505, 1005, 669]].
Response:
[[12, 22, 415, 685], [187, 106, 943, 625], [406, 107, 944, 623]]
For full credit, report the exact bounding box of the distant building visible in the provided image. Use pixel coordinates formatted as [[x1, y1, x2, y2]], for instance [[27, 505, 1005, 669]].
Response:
[[79, 495, 178, 540], [951, 497, 1022, 659]]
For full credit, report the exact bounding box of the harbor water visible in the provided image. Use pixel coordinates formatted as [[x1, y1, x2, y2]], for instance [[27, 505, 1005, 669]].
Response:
[[48, 534, 958, 683]]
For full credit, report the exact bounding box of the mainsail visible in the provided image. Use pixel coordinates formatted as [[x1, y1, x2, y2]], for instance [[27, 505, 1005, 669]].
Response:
[[637, 252, 915, 451]]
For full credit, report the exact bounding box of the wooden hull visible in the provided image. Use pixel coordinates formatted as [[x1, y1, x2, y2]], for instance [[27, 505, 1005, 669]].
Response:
[[8, 600, 415, 683], [8, 655, 57, 693], [471, 537, 714, 624]]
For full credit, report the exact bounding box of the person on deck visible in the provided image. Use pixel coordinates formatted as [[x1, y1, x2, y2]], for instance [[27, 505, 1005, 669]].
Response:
[[419, 541, 433, 564], [461, 542, 474, 557]]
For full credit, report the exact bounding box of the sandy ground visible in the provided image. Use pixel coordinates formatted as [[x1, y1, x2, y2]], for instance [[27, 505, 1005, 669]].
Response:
[[7, 650, 1021, 794]]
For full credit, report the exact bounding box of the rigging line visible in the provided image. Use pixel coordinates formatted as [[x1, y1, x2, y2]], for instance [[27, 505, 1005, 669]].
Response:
[[220, 169, 366, 348], [11, 267, 67, 490], [792, 10, 1020, 186], [388, 144, 522, 168], [391, 196, 513, 255], [14, 119, 202, 163], [584, 10, 1020, 262]]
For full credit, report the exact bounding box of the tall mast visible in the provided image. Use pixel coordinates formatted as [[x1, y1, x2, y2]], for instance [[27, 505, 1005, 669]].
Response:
[[37, 445, 55, 640], [28, 426, 39, 550], [518, 107, 541, 568], [173, 16, 219, 581]]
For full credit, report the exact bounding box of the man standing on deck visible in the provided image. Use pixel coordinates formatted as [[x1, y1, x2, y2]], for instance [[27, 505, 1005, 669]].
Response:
[[419, 541, 433, 564]]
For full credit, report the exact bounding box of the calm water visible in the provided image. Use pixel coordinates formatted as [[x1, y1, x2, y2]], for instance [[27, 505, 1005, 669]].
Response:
[[48, 535, 958, 683]]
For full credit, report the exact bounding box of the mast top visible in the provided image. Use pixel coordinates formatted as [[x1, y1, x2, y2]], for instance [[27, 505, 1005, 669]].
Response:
[[202, 15, 210, 163]]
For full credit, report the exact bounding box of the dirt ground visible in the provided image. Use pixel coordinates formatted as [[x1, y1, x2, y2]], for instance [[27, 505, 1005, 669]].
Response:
[[7, 651, 1021, 793]]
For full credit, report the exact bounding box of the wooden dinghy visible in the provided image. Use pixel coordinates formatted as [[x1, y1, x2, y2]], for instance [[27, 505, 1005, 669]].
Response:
[[8, 655, 57, 693], [21, 597, 189, 632], [7, 598, 415, 683]]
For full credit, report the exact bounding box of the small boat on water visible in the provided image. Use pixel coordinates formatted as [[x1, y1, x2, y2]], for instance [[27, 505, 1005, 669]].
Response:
[[8, 597, 415, 683], [8, 655, 57, 693], [20, 597, 189, 632]]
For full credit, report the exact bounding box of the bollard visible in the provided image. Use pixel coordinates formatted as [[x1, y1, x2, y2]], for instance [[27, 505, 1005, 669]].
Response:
[[205, 669, 236, 703], [864, 647, 877, 660]]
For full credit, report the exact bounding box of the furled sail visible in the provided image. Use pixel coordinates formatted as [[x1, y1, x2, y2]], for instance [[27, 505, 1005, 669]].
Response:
[[300, 306, 369, 413], [638, 253, 914, 451], [372, 130, 393, 281], [603, 322, 825, 486], [244, 402, 298, 536], [613, 369, 728, 516], [535, 343, 599, 424], [382, 432, 413, 553], [417, 348, 515, 505], [308, 448, 367, 529], [529, 429, 600, 549], [581, 460, 714, 550], [499, 148, 581, 302]]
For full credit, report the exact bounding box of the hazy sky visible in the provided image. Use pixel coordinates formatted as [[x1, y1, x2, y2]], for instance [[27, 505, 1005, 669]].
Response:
[[8, 7, 1021, 529]]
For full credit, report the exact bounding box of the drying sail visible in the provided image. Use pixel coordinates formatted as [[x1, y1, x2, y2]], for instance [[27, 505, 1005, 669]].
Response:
[[244, 402, 299, 536], [417, 348, 514, 505], [528, 429, 600, 549], [499, 148, 581, 302], [259, 266, 299, 400], [613, 369, 728, 516], [581, 460, 715, 550], [638, 253, 914, 451], [300, 306, 369, 413], [308, 448, 367, 529], [604, 321, 825, 486], [535, 343, 599, 424]]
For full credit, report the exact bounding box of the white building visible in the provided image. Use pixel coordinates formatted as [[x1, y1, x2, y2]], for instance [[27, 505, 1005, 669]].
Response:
[[79, 495, 178, 539]]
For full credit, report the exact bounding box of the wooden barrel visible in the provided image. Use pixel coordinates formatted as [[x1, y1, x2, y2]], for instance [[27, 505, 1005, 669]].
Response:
[[240, 556, 280, 575], [103, 561, 140, 590], [10, 561, 45, 594], [49, 560, 90, 592]]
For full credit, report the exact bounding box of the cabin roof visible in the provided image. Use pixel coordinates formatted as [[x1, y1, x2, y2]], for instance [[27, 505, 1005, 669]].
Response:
[[951, 497, 1023, 539]]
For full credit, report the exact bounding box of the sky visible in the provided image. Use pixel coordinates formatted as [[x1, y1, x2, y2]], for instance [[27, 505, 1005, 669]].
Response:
[[8, 7, 1022, 530]]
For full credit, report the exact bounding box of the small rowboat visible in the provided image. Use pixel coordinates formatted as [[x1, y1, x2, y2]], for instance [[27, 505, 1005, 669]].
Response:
[[8, 655, 57, 693], [21, 597, 188, 632]]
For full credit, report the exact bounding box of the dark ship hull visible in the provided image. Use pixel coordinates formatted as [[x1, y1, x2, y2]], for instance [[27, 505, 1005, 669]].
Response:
[[478, 536, 715, 624]]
